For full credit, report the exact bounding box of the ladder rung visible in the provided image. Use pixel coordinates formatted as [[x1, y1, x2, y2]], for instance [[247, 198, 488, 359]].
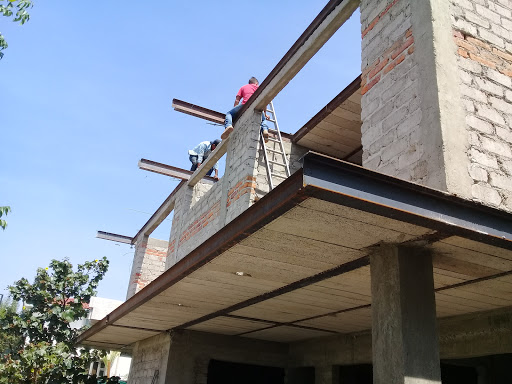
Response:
[[268, 160, 286, 165], [265, 147, 284, 153], [271, 173, 287, 178], [267, 118, 276, 123]]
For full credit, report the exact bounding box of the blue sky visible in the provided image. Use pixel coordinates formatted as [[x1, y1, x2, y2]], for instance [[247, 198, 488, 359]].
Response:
[[1, 1, 361, 301]]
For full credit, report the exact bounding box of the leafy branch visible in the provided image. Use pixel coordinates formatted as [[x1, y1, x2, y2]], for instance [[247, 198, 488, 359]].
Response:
[[0, 0, 33, 59], [0, 206, 11, 230]]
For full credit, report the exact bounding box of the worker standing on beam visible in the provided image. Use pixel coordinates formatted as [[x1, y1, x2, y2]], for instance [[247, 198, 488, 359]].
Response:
[[221, 77, 270, 142], [188, 139, 221, 180]]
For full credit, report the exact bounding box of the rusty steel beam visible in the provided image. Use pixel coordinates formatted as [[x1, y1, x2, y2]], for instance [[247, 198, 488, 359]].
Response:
[[96, 231, 132, 244], [171, 98, 225, 124], [138, 159, 216, 184]]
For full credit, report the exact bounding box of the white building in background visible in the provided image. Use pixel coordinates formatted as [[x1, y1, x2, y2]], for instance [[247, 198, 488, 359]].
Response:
[[71, 296, 132, 380]]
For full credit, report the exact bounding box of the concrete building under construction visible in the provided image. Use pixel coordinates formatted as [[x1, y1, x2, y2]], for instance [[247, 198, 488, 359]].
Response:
[[78, 0, 512, 383]]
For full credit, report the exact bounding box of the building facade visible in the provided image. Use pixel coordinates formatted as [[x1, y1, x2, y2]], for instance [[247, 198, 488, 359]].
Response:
[[79, 1, 512, 383]]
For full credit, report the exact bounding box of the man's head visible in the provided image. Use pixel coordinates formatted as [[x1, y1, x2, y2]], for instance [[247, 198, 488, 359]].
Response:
[[211, 139, 221, 150], [249, 77, 259, 85]]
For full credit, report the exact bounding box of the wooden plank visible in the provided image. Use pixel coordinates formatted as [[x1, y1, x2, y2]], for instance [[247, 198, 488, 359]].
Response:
[[187, 136, 229, 186], [250, 0, 360, 111], [138, 159, 215, 183]]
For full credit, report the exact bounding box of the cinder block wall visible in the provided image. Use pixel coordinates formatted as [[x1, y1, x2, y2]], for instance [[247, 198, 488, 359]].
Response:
[[128, 333, 171, 384], [126, 237, 169, 299], [360, 0, 512, 211], [165, 110, 306, 270], [451, 0, 512, 211]]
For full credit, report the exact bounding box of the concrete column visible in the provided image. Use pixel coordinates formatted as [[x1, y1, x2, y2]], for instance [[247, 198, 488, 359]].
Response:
[[360, 0, 471, 197], [126, 234, 149, 299], [370, 245, 441, 384]]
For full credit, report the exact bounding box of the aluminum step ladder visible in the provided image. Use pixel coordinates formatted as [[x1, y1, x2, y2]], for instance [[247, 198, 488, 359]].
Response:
[[261, 101, 291, 190]]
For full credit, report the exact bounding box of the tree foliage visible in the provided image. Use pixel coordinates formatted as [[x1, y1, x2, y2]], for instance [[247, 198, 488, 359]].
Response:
[[0, 0, 33, 59], [0, 297, 21, 357], [0, 257, 110, 383], [0, 206, 10, 230]]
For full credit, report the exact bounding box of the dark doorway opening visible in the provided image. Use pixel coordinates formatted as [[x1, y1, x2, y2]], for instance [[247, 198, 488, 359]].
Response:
[[339, 364, 372, 384], [287, 366, 315, 384], [207, 359, 285, 384]]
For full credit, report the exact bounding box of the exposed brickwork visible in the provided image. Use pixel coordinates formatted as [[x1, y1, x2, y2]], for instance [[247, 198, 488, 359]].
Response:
[[361, 0, 427, 183], [361, 28, 414, 94], [178, 201, 220, 245], [361, 0, 400, 38], [226, 176, 257, 207], [126, 237, 169, 299], [451, 0, 512, 211]]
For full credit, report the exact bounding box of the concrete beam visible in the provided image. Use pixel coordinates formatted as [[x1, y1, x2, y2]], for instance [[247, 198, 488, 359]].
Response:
[[187, 136, 229, 187], [138, 159, 216, 184], [171, 98, 225, 124], [132, 181, 186, 244], [243, 0, 359, 114], [96, 231, 133, 244]]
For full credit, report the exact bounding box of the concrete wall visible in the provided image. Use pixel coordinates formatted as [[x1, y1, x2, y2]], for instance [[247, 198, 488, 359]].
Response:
[[127, 237, 169, 299], [360, 0, 512, 211], [165, 330, 288, 384], [129, 333, 171, 384], [127, 307, 512, 382], [288, 306, 512, 367], [451, 0, 512, 211], [164, 109, 307, 271]]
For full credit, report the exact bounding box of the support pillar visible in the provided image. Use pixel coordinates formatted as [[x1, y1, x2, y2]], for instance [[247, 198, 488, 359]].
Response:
[[370, 245, 441, 384]]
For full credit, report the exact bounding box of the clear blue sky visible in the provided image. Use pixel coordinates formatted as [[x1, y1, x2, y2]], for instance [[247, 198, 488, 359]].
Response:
[[1, 1, 361, 301]]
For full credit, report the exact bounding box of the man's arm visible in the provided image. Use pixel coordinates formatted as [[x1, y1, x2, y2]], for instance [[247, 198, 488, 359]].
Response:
[[234, 95, 242, 107]]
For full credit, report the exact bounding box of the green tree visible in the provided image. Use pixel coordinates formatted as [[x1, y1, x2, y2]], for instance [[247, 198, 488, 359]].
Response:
[[0, 297, 21, 356], [0, 0, 33, 59], [0, 257, 109, 383], [0, 206, 10, 230]]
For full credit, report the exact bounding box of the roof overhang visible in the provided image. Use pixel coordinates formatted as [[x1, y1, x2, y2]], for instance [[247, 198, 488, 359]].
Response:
[[78, 153, 512, 348]]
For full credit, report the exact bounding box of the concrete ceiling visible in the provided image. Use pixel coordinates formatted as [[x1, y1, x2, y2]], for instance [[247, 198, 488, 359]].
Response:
[[79, 157, 512, 349], [292, 77, 363, 164]]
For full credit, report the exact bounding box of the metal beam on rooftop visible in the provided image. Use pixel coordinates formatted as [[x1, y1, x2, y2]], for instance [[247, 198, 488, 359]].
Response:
[[138, 159, 216, 184], [171, 98, 225, 124], [132, 180, 186, 244], [96, 231, 133, 244]]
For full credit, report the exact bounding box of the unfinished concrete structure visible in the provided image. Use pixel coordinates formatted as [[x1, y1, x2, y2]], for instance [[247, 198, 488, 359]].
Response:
[[80, 0, 512, 383]]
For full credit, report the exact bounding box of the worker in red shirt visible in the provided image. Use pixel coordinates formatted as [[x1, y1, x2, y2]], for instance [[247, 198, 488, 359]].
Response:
[[221, 77, 270, 142]]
